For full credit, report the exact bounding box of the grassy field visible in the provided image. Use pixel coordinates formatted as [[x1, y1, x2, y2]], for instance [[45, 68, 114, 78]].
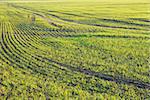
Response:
[[0, 0, 150, 99]]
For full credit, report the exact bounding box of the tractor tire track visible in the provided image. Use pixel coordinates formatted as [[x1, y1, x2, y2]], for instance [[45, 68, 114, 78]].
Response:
[[38, 56, 150, 89]]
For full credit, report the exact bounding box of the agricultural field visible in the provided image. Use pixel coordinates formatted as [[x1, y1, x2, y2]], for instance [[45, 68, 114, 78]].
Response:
[[0, 0, 150, 99]]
